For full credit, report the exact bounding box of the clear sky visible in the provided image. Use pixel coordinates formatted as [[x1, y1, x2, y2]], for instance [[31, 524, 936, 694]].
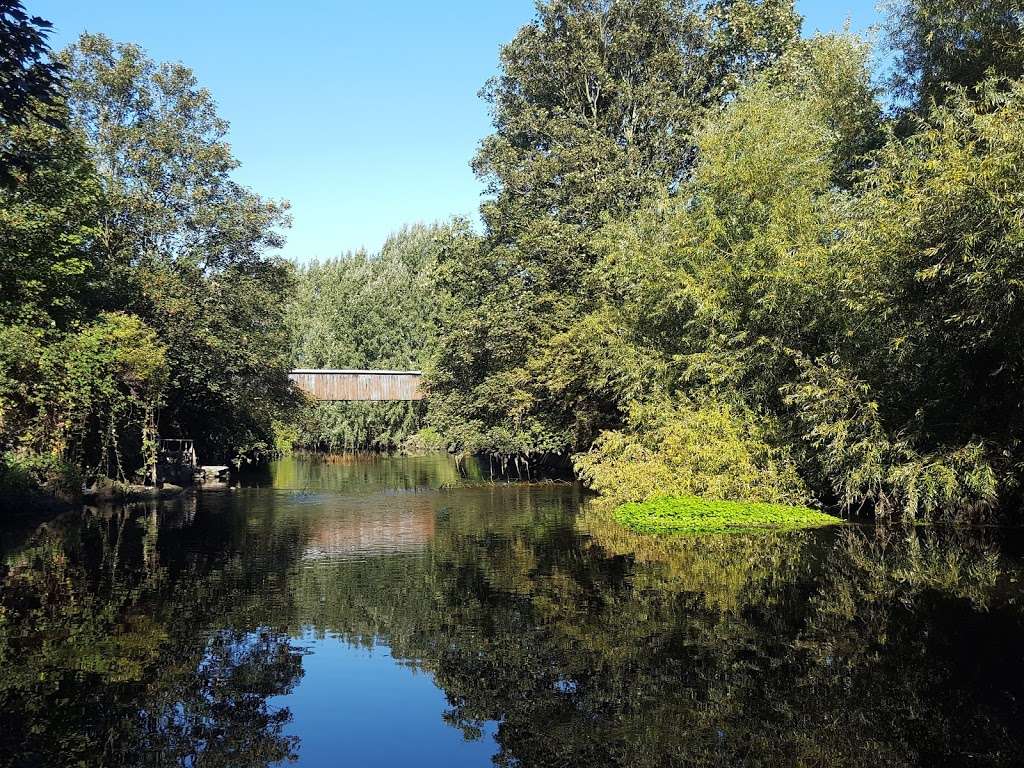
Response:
[[32, 1, 881, 262]]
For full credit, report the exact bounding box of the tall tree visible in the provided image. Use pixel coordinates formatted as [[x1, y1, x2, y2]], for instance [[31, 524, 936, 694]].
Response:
[[885, 0, 1024, 108], [0, 0, 65, 184], [575, 34, 879, 508], [287, 224, 442, 372], [430, 0, 802, 460], [60, 34, 297, 462], [0, 112, 102, 331]]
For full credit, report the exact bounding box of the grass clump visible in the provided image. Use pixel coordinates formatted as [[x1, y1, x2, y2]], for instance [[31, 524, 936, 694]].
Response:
[[614, 496, 844, 535]]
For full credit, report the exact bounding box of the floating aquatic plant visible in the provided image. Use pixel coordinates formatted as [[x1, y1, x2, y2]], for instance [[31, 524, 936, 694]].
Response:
[[614, 496, 844, 535]]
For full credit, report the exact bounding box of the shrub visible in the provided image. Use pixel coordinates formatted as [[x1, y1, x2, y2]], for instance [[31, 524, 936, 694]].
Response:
[[784, 357, 999, 521], [0, 450, 82, 501], [403, 427, 447, 455], [575, 400, 810, 508]]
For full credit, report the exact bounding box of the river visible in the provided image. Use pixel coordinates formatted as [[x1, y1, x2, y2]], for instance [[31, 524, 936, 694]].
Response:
[[1, 454, 1023, 767]]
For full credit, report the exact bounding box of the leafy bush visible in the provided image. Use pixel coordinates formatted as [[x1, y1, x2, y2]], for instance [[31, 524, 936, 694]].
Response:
[[293, 401, 425, 453], [403, 427, 447, 455], [784, 357, 999, 521], [0, 450, 82, 500], [33, 312, 168, 482], [614, 496, 843, 535], [271, 420, 301, 455], [575, 400, 810, 508]]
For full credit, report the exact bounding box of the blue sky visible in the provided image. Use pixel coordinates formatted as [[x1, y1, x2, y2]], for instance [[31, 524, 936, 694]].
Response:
[[33, 1, 881, 262]]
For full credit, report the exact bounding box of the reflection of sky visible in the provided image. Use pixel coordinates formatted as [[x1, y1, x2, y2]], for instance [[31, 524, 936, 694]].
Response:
[[271, 634, 498, 767]]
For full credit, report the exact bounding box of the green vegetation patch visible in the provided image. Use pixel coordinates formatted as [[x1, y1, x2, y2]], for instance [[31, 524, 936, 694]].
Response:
[[614, 496, 844, 535]]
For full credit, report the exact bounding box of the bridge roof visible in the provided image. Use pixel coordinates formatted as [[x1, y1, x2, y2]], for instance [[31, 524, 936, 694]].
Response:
[[289, 369, 422, 375]]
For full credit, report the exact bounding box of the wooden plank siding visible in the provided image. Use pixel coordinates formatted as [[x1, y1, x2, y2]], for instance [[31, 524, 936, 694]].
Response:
[[288, 369, 424, 401]]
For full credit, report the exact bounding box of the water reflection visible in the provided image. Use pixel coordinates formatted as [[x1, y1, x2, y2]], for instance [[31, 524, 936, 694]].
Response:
[[242, 453, 484, 494], [1, 455, 1023, 767], [299, 495, 437, 561]]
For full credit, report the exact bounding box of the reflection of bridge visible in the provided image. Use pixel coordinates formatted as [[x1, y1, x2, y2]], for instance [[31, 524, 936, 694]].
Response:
[[289, 369, 423, 401], [302, 497, 437, 561]]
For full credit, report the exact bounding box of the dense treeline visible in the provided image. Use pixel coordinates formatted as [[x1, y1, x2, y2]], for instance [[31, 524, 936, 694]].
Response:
[[426, 0, 1024, 521], [1, 7, 296, 499], [284, 225, 446, 452], [4, 0, 1023, 523]]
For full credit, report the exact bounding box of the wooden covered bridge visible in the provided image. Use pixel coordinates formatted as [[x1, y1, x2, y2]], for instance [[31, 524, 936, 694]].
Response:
[[288, 369, 423, 401]]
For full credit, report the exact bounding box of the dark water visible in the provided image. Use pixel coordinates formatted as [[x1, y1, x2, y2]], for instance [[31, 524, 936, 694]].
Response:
[[2, 455, 1024, 767]]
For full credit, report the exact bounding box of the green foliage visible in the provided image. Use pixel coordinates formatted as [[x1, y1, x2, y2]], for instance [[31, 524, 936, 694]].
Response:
[[884, 0, 1024, 107], [783, 358, 1000, 521], [402, 426, 447, 455], [0, 449, 80, 499], [431, 11, 1024, 523], [2, 312, 167, 495], [285, 224, 444, 452], [0, 1, 66, 184], [428, 0, 801, 459], [60, 33, 297, 463], [1, 31, 297, 493], [575, 400, 809, 507], [0, 2, 63, 124], [592, 33, 874, 399], [613, 496, 843, 534], [270, 418, 300, 455], [33, 312, 168, 483], [780, 78, 1024, 520], [0, 324, 40, 449], [839, 82, 1024, 438], [294, 401, 426, 453], [286, 224, 441, 370], [566, 26, 1024, 521], [0, 104, 102, 329]]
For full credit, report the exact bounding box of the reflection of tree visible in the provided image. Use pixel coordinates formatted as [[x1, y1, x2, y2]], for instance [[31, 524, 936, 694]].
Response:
[[121, 629, 302, 767], [0, 504, 304, 768], [290, 495, 1024, 767], [3, 472, 1023, 767], [790, 529, 1022, 767], [260, 453, 477, 493]]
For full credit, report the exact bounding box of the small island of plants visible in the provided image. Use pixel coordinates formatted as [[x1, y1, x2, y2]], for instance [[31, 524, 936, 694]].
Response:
[[614, 497, 845, 535]]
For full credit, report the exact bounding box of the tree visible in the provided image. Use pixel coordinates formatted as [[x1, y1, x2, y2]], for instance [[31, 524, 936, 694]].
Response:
[[429, 0, 802, 461], [60, 34, 297, 462], [0, 0, 65, 184], [786, 78, 1024, 518], [32, 312, 169, 484], [0, 72, 107, 487], [885, 0, 1024, 108], [573, 29, 1022, 520], [573, 34, 879, 506], [285, 224, 444, 452], [0, 107, 102, 330], [287, 224, 442, 372]]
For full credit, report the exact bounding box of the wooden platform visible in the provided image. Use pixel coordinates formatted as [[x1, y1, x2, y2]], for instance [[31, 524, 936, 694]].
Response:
[[288, 369, 423, 401]]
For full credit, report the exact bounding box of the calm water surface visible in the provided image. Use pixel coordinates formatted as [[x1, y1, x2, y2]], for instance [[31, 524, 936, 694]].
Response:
[[2, 455, 1024, 767]]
